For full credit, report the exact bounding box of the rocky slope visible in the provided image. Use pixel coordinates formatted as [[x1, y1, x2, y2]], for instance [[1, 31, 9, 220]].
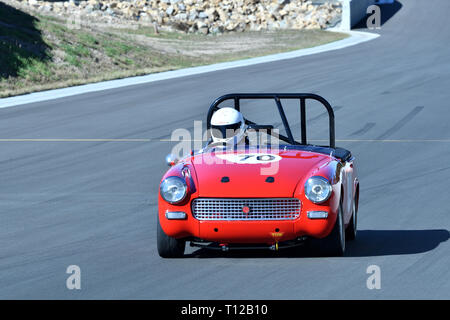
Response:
[[19, 0, 342, 34]]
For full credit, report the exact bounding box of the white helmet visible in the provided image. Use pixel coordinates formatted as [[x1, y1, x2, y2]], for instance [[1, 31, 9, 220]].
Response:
[[210, 107, 246, 145]]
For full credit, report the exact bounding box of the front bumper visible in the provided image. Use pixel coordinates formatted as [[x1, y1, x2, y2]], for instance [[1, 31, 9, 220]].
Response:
[[159, 195, 340, 244]]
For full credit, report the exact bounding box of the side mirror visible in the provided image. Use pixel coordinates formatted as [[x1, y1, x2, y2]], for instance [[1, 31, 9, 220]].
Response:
[[165, 154, 178, 167]]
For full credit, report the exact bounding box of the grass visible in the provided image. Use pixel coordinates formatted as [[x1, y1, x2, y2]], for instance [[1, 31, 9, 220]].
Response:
[[0, 1, 348, 98]]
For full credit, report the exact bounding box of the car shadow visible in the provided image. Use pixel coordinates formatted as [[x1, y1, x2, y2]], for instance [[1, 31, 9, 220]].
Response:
[[0, 2, 50, 80], [344, 229, 449, 257], [185, 229, 449, 258], [353, 0, 403, 29]]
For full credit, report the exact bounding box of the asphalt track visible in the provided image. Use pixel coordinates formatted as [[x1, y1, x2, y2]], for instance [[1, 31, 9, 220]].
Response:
[[1, 0, 449, 299]]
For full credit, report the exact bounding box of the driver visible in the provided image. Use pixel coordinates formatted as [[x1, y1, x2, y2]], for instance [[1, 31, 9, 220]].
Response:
[[210, 107, 247, 147]]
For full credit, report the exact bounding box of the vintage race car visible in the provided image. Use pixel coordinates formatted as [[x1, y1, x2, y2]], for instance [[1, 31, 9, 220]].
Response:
[[157, 93, 359, 257]]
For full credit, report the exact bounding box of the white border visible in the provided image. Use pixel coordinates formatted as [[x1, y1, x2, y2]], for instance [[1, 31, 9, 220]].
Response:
[[0, 30, 379, 109]]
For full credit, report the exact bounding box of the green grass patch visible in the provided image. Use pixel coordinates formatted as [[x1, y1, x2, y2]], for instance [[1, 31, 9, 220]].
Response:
[[78, 33, 98, 47], [60, 43, 90, 66], [17, 57, 52, 81], [101, 38, 134, 58]]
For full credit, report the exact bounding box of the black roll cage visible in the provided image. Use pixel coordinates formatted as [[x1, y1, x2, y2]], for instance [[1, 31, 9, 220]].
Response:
[[207, 93, 336, 149]]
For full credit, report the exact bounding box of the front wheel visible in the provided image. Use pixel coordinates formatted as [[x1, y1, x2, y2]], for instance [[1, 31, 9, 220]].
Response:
[[312, 200, 346, 257], [157, 216, 185, 258], [346, 197, 358, 241]]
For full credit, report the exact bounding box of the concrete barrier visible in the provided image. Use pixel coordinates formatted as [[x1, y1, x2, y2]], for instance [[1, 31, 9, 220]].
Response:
[[340, 0, 377, 30]]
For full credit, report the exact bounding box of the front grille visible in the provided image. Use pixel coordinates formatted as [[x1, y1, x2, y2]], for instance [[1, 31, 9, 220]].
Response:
[[192, 198, 301, 221]]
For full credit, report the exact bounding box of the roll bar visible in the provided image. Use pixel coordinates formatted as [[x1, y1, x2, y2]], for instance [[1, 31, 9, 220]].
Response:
[[207, 93, 336, 148]]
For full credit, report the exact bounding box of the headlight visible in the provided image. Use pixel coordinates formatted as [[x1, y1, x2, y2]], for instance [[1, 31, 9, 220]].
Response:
[[304, 176, 332, 204], [160, 176, 187, 204]]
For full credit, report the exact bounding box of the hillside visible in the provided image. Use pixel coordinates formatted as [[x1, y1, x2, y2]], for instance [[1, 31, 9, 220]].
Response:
[[0, 0, 347, 97]]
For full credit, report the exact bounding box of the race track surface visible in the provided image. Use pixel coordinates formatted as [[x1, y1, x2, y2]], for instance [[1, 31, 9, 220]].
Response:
[[1, 0, 449, 299]]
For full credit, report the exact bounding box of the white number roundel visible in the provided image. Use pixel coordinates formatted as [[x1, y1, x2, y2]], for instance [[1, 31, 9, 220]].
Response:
[[215, 153, 282, 164]]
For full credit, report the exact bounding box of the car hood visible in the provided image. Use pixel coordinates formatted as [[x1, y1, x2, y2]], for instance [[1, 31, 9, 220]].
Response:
[[190, 148, 331, 197]]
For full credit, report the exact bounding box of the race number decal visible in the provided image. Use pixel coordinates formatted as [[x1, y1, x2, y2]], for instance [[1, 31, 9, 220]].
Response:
[[216, 153, 282, 164]]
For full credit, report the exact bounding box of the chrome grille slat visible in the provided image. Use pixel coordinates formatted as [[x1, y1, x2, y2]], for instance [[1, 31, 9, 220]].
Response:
[[192, 198, 301, 221]]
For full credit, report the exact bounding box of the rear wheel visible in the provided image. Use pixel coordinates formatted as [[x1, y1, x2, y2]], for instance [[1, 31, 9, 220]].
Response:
[[346, 197, 358, 241], [314, 200, 346, 256], [157, 216, 185, 258]]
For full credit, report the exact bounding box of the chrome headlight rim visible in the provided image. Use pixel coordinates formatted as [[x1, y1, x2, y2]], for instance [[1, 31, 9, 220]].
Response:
[[304, 176, 332, 204], [160, 176, 188, 204]]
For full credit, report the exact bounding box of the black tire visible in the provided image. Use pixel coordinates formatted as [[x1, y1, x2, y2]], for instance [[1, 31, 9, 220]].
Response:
[[346, 197, 358, 241], [157, 216, 185, 258], [312, 200, 346, 257]]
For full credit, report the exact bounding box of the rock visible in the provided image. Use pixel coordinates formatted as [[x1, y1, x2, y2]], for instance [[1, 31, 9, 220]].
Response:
[[42, 4, 52, 12], [210, 25, 224, 34], [106, 7, 115, 15], [188, 9, 198, 20], [225, 21, 239, 31], [196, 21, 209, 34], [84, 4, 94, 12], [198, 11, 208, 19], [166, 6, 174, 15], [174, 13, 188, 21], [196, 21, 207, 29]]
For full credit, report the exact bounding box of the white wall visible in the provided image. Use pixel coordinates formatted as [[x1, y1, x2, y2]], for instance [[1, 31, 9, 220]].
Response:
[[340, 0, 377, 30]]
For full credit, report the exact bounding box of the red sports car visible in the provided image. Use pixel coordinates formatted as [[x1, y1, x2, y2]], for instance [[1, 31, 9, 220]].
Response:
[[157, 93, 359, 257]]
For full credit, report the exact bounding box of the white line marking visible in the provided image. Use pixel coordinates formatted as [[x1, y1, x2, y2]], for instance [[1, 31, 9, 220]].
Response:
[[0, 139, 151, 142], [158, 139, 450, 143], [0, 30, 379, 109], [311, 139, 450, 143], [1, 138, 449, 143]]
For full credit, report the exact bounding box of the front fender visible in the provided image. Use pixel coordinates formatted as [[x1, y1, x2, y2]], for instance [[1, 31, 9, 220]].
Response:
[[158, 162, 200, 238], [293, 160, 343, 238]]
